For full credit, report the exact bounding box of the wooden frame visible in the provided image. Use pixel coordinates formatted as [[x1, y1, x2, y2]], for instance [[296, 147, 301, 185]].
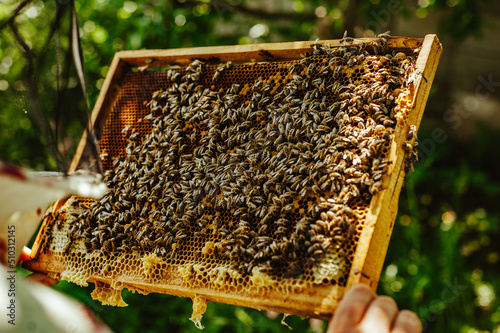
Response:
[[25, 35, 442, 320]]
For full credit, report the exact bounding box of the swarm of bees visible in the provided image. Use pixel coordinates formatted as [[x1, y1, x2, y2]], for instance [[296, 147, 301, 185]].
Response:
[[44, 34, 418, 290]]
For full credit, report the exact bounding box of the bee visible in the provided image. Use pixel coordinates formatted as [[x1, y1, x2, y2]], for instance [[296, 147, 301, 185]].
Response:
[[377, 31, 391, 43], [310, 38, 322, 50], [341, 30, 353, 44], [230, 84, 241, 94], [347, 222, 357, 240], [306, 63, 316, 77], [407, 70, 427, 85], [307, 243, 322, 254]]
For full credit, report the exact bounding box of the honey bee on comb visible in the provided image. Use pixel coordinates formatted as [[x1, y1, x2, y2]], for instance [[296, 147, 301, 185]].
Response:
[[24, 35, 442, 328]]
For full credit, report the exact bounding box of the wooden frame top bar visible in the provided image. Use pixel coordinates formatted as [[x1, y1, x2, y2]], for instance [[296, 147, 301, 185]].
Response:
[[116, 37, 423, 67]]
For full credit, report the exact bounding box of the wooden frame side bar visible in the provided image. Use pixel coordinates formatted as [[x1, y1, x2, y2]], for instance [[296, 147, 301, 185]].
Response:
[[70, 53, 129, 172], [346, 34, 442, 290]]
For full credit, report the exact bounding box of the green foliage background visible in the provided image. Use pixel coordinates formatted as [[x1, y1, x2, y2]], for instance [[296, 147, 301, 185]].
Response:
[[2, 0, 499, 332]]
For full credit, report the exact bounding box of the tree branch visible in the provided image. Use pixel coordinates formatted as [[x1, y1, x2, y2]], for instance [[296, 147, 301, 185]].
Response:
[[344, 0, 360, 36], [176, 0, 317, 21]]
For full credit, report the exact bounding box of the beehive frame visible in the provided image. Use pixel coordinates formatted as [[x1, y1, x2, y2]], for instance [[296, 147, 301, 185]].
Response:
[[25, 35, 442, 321]]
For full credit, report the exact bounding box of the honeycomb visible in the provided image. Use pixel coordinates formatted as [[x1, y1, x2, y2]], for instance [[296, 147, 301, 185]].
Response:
[[30, 37, 425, 328]]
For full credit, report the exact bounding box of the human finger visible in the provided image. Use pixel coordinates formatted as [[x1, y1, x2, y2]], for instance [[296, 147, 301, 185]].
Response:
[[328, 284, 376, 331], [358, 296, 399, 332], [392, 310, 422, 333]]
